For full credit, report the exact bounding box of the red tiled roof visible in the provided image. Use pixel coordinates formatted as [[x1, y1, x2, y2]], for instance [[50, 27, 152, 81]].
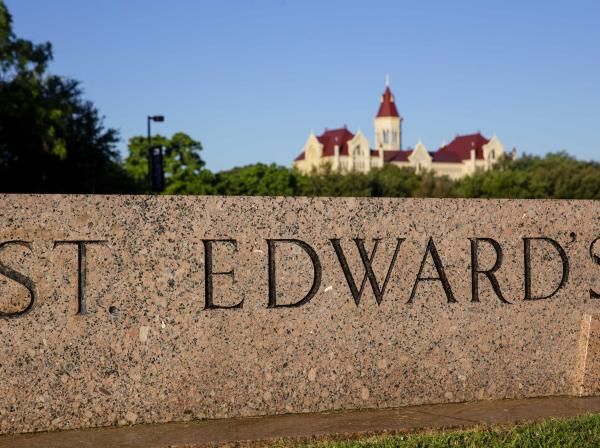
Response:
[[433, 133, 489, 162], [293, 127, 355, 161], [431, 151, 461, 163], [376, 87, 400, 118], [318, 128, 355, 156], [384, 149, 412, 162], [294, 129, 491, 165]]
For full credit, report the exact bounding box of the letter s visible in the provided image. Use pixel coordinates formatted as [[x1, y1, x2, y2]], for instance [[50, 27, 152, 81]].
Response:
[[0, 241, 37, 318]]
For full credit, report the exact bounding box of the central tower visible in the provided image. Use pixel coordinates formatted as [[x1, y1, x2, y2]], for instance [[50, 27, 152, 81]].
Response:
[[374, 77, 402, 151]]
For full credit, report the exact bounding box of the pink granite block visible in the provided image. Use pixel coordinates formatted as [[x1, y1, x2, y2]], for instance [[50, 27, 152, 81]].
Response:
[[0, 195, 598, 434]]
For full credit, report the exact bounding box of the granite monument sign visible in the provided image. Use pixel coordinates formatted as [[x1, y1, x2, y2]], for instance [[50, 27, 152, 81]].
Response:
[[0, 195, 599, 434]]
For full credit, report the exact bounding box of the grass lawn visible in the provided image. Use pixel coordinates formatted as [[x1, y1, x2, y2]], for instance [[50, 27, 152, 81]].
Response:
[[287, 414, 600, 448]]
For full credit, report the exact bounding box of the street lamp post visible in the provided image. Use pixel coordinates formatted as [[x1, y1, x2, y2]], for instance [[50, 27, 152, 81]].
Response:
[[147, 115, 165, 192]]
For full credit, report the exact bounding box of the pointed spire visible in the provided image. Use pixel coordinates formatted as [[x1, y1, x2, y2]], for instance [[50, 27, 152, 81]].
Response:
[[376, 78, 399, 118]]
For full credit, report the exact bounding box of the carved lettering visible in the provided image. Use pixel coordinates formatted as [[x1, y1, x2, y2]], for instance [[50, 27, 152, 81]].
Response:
[[330, 238, 404, 306], [470, 238, 510, 303], [267, 239, 322, 308], [408, 237, 456, 303], [53, 240, 108, 315], [523, 237, 569, 300], [0, 232, 591, 317], [202, 239, 243, 309], [0, 241, 37, 318], [590, 237, 600, 299]]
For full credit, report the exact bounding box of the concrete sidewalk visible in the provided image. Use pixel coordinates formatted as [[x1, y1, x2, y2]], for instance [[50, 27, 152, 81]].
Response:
[[2, 396, 600, 448]]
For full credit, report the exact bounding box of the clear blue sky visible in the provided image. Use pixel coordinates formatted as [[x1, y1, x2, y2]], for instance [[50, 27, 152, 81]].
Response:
[[6, 0, 600, 171]]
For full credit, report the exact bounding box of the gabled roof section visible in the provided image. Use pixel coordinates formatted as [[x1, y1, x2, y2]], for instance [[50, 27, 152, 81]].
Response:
[[293, 127, 355, 161], [434, 132, 490, 162], [316, 127, 355, 156], [376, 86, 400, 118]]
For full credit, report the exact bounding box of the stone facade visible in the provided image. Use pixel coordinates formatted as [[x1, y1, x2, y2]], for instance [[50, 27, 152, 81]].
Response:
[[293, 81, 507, 179], [1, 195, 600, 435]]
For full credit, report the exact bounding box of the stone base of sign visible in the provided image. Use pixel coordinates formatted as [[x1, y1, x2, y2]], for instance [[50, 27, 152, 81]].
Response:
[[2, 195, 600, 435], [1, 396, 600, 448]]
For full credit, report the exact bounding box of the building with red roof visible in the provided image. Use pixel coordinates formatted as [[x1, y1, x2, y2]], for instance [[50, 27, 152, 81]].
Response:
[[293, 78, 508, 179]]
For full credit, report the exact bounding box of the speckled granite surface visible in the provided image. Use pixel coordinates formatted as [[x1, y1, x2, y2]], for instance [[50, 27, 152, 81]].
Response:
[[0, 195, 599, 435]]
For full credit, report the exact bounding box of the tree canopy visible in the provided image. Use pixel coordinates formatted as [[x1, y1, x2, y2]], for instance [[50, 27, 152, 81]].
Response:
[[194, 153, 600, 199], [0, 0, 135, 193], [454, 152, 600, 199], [212, 163, 299, 196], [124, 132, 213, 194]]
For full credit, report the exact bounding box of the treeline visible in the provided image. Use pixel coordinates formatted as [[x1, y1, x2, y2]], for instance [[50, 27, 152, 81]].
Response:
[[146, 152, 600, 199], [119, 134, 600, 199], [455, 153, 600, 199]]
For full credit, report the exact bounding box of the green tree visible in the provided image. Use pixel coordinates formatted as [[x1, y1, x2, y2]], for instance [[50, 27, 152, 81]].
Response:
[[368, 164, 420, 197], [0, 1, 50, 82], [124, 135, 169, 189], [453, 152, 600, 199], [213, 163, 300, 196], [0, 1, 135, 193], [124, 132, 213, 194], [413, 171, 455, 198], [296, 164, 370, 197], [295, 164, 423, 198]]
